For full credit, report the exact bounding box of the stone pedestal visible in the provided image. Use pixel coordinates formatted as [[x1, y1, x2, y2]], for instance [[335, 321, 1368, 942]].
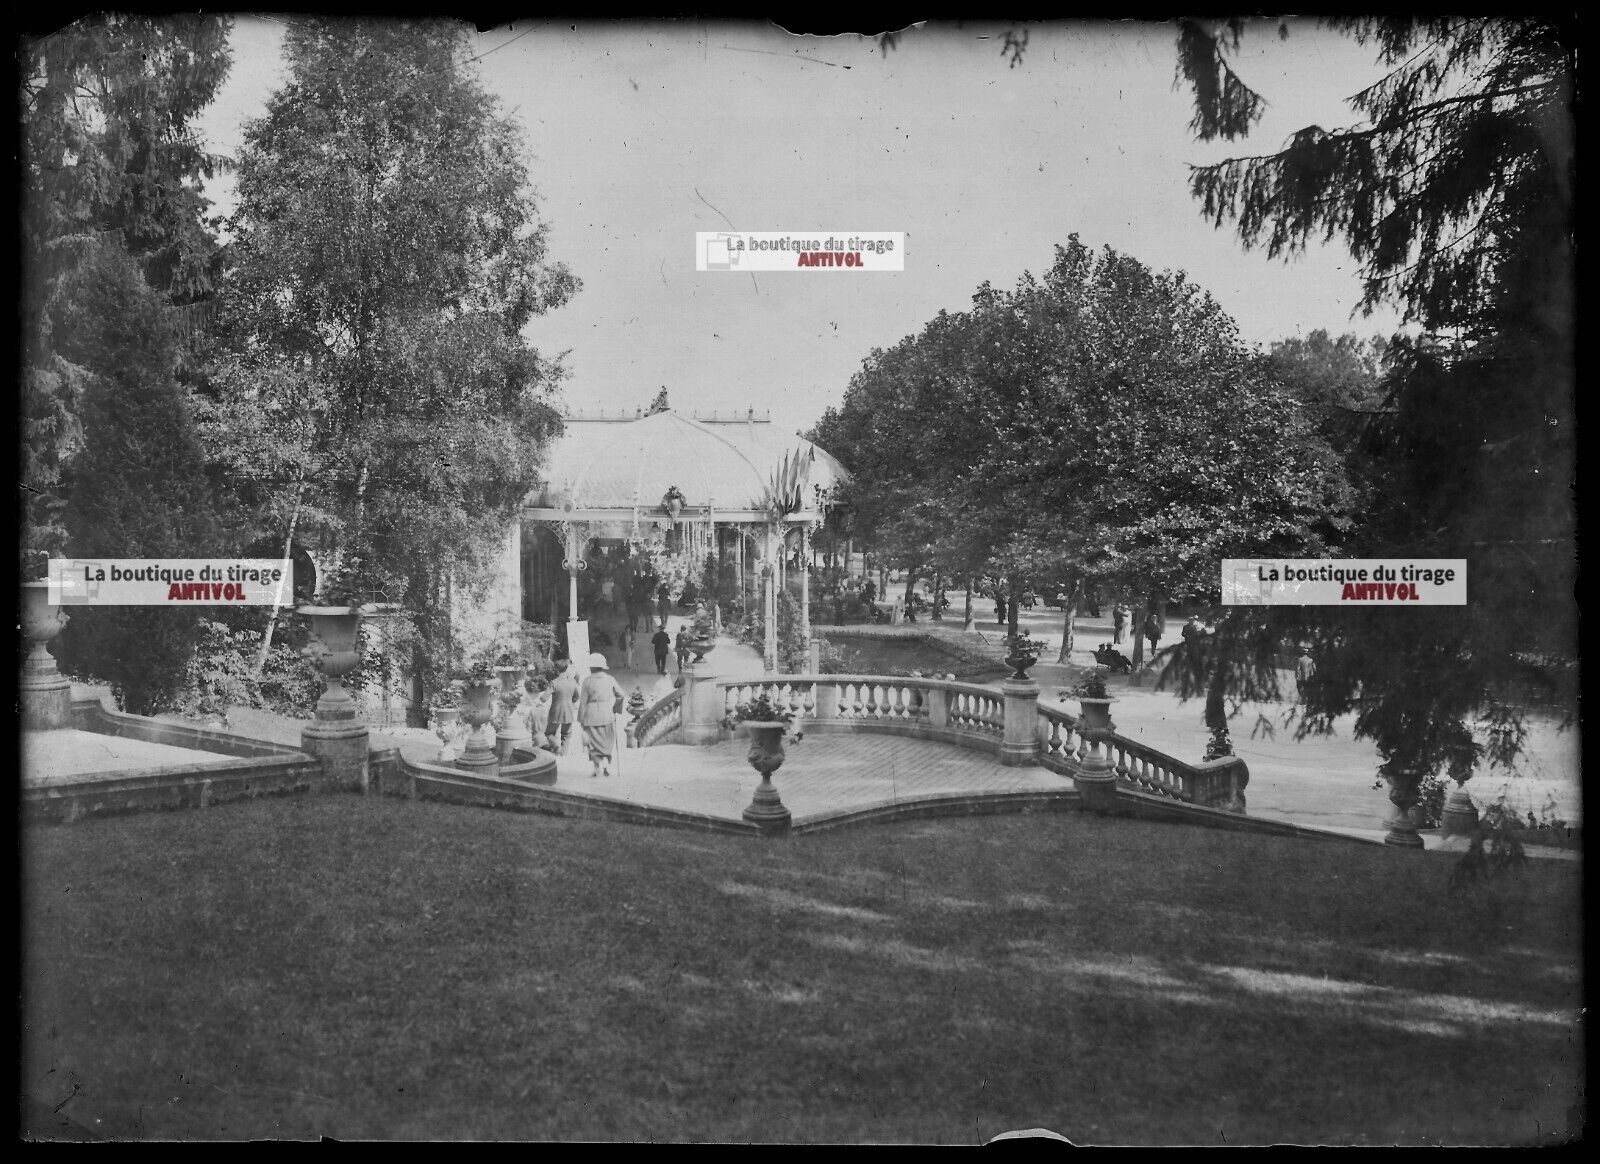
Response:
[[457, 723, 500, 774], [1440, 784, 1479, 838], [21, 581, 72, 730], [22, 653, 73, 730], [1071, 699, 1120, 813], [999, 675, 1041, 767], [301, 715, 371, 793], [678, 659, 728, 745]]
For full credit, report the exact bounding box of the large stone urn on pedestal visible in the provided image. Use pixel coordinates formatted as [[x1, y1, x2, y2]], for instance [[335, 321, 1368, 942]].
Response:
[[457, 679, 499, 773], [432, 706, 463, 761], [493, 665, 530, 763], [1383, 769, 1427, 848], [1071, 696, 1120, 813], [298, 605, 370, 792], [741, 722, 793, 832], [22, 581, 73, 730]]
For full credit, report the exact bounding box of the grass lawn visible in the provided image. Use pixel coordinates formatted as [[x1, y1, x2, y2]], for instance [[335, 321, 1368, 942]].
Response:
[[821, 631, 1009, 682], [21, 797, 1583, 1144]]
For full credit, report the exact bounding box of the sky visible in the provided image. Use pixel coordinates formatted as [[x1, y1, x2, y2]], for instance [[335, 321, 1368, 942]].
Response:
[[198, 17, 1408, 440]]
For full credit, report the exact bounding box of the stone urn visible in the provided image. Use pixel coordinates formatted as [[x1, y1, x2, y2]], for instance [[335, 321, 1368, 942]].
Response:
[[1440, 780, 1480, 838], [458, 680, 499, 771], [298, 605, 362, 720], [432, 706, 462, 759], [1383, 770, 1426, 848], [1076, 695, 1115, 733], [22, 580, 72, 729], [22, 580, 68, 656], [741, 721, 793, 832], [1072, 696, 1119, 812], [494, 668, 531, 762], [1005, 649, 1041, 681], [685, 635, 716, 663]]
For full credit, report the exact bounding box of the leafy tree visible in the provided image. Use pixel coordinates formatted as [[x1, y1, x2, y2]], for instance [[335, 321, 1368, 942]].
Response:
[[19, 14, 233, 567], [202, 18, 580, 721], [815, 238, 1352, 668], [1264, 331, 1389, 446], [1172, 18, 1576, 797], [56, 245, 223, 714]]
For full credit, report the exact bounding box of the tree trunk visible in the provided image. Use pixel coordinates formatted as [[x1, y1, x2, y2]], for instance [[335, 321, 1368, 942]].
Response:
[[1007, 575, 1020, 641], [1057, 578, 1082, 664], [931, 571, 943, 620], [903, 570, 918, 623], [250, 487, 304, 680], [963, 575, 975, 632], [1130, 592, 1147, 684]]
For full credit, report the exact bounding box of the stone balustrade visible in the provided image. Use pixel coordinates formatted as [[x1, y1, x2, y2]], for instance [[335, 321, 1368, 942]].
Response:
[[626, 686, 684, 748], [718, 674, 1008, 754], [621, 672, 1249, 816], [1037, 703, 1249, 812]]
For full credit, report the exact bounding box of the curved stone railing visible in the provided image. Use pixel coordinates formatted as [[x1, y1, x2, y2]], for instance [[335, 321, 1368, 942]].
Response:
[[1037, 702, 1249, 812], [626, 686, 684, 748], [634, 672, 1247, 815], [718, 674, 1006, 753]]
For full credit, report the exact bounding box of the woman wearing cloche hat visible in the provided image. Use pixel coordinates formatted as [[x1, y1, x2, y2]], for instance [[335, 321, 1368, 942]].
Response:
[[576, 652, 626, 778]]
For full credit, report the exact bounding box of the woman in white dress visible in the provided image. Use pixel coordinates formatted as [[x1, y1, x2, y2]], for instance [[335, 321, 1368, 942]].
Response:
[[576, 652, 626, 778]]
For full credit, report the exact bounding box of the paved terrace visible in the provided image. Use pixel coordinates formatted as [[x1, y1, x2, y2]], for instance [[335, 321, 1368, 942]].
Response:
[[536, 734, 1063, 831], [46, 604, 1578, 853]]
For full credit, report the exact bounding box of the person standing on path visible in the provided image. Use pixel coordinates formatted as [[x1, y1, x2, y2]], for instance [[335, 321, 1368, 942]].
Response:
[[651, 624, 671, 675], [1113, 603, 1130, 645], [620, 623, 636, 669], [545, 659, 580, 754], [1295, 643, 1316, 699], [1142, 611, 1163, 658], [674, 626, 690, 673], [577, 653, 626, 778]]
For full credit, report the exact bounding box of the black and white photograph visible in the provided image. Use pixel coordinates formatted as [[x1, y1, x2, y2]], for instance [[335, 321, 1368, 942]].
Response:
[[18, 14, 1580, 1144]]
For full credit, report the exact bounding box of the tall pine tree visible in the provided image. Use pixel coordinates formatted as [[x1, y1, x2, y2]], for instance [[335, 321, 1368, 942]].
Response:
[[58, 245, 222, 714]]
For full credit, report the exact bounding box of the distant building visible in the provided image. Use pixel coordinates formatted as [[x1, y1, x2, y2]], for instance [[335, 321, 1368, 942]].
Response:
[[463, 406, 849, 641]]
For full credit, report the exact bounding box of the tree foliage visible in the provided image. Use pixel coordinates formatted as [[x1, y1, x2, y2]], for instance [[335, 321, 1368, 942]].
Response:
[[202, 18, 580, 711], [811, 237, 1351, 640], [19, 14, 233, 562], [56, 245, 223, 714], [1173, 17, 1576, 782]]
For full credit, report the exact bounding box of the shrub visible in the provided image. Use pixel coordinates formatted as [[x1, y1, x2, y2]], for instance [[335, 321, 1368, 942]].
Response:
[[739, 590, 812, 671]]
